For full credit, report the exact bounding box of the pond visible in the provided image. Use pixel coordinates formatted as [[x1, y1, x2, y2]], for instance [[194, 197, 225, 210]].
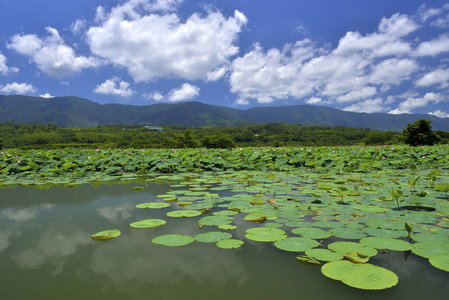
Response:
[[1, 178, 449, 300]]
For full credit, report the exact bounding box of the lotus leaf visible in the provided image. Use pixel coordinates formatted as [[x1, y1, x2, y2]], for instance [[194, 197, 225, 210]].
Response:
[[245, 227, 287, 242], [429, 254, 449, 272], [328, 242, 378, 257], [305, 249, 343, 262], [360, 237, 412, 251], [130, 219, 167, 229], [194, 231, 232, 243], [274, 237, 319, 252], [216, 239, 244, 249], [412, 242, 449, 258], [91, 229, 121, 241], [296, 255, 321, 265], [132, 186, 145, 192], [244, 213, 267, 223], [166, 210, 202, 218], [412, 233, 448, 244], [135, 202, 170, 209], [291, 227, 332, 239], [343, 252, 369, 263], [330, 228, 367, 240], [198, 216, 234, 226], [218, 225, 237, 230], [152, 234, 194, 247], [321, 261, 398, 290]]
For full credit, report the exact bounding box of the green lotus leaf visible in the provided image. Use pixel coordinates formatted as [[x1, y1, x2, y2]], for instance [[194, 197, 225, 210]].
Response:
[[313, 221, 345, 229], [198, 216, 234, 226], [360, 237, 412, 251], [91, 229, 121, 241], [244, 212, 267, 223], [216, 239, 244, 249], [152, 234, 194, 247], [365, 219, 404, 231], [343, 252, 369, 263], [245, 227, 287, 242], [218, 224, 237, 230], [135, 202, 170, 209], [321, 261, 398, 290], [291, 227, 332, 239], [166, 210, 202, 218], [353, 204, 389, 213], [429, 254, 449, 272], [412, 242, 449, 258], [264, 222, 284, 228], [274, 237, 319, 252], [213, 210, 239, 216], [328, 242, 378, 257], [194, 231, 232, 243], [318, 184, 333, 191], [362, 227, 408, 239], [330, 228, 367, 240], [412, 233, 448, 244], [130, 219, 167, 229], [132, 186, 145, 192], [305, 249, 343, 262], [296, 255, 321, 265]]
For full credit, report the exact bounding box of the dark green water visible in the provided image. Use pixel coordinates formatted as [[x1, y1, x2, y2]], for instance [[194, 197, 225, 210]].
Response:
[[1, 183, 448, 300]]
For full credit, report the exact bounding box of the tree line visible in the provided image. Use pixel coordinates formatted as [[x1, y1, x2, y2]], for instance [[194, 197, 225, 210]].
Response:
[[0, 119, 447, 149]]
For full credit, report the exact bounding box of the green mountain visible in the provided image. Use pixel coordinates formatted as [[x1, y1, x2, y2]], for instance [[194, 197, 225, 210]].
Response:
[[1, 95, 448, 131]]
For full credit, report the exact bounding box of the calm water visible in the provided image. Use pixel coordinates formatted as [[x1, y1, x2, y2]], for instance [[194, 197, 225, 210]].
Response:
[[1, 182, 448, 300]]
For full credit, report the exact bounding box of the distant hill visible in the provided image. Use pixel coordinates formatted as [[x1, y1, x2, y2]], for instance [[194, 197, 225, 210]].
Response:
[[1, 95, 449, 131]]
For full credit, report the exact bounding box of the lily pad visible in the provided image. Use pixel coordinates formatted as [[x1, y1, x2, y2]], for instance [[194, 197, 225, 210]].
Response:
[[152, 234, 194, 247], [245, 227, 287, 242], [412, 242, 449, 258], [343, 252, 369, 263], [360, 237, 412, 251], [305, 249, 344, 262], [198, 216, 234, 226], [321, 260, 398, 290], [328, 242, 378, 257], [274, 237, 319, 252], [291, 227, 332, 239], [135, 202, 170, 209], [130, 219, 166, 229], [216, 239, 244, 249], [218, 224, 237, 230], [194, 231, 232, 243], [91, 229, 121, 241], [429, 254, 449, 272], [166, 210, 202, 218]]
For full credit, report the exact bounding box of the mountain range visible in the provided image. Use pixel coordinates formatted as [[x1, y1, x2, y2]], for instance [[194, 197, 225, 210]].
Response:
[[1, 95, 448, 131]]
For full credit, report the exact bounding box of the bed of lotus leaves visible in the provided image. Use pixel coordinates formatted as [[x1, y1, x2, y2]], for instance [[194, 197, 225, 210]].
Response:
[[3, 145, 449, 290]]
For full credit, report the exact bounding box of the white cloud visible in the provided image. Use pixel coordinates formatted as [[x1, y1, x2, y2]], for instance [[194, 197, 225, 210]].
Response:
[[205, 66, 228, 82], [431, 13, 449, 28], [415, 34, 449, 56], [39, 93, 55, 98], [369, 58, 419, 87], [417, 4, 443, 22], [428, 110, 449, 118], [389, 92, 444, 114], [415, 68, 449, 88], [70, 19, 86, 34], [167, 83, 199, 101], [151, 92, 164, 101], [336, 87, 377, 103], [87, 0, 247, 82], [0, 82, 36, 94], [0, 51, 19, 75], [93, 77, 133, 97], [7, 27, 102, 79], [306, 97, 322, 104], [343, 98, 389, 113]]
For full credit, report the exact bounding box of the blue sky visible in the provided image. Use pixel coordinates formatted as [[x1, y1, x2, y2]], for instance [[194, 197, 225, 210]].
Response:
[[1, 0, 449, 117]]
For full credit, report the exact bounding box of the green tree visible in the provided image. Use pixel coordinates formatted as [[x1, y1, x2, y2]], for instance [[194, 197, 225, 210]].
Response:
[[202, 133, 235, 149], [0, 137, 3, 149], [403, 119, 439, 146]]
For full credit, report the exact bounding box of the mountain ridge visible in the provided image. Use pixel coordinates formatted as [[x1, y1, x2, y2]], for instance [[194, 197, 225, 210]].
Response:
[[0, 95, 448, 131]]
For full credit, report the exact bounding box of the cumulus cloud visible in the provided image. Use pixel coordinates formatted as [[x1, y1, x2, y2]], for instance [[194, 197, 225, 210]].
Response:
[[230, 13, 420, 106], [7, 27, 102, 79], [0, 51, 19, 75], [39, 93, 55, 98], [415, 68, 449, 88], [70, 19, 86, 34], [0, 82, 36, 94], [93, 77, 133, 97], [343, 98, 389, 113], [87, 0, 247, 82], [415, 34, 449, 56], [428, 110, 449, 118], [389, 92, 444, 114], [167, 83, 199, 101]]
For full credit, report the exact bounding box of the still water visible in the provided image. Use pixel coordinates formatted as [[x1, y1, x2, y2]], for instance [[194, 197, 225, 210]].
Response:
[[1, 182, 448, 300]]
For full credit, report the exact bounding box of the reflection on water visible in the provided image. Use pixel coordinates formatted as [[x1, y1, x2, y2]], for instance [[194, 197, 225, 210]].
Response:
[[0, 182, 448, 300]]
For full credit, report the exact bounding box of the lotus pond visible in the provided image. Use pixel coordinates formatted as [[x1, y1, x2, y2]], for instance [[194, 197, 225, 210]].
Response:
[[1, 146, 449, 299]]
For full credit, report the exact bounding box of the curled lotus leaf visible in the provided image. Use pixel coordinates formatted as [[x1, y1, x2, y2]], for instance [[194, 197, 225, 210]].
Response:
[[321, 260, 398, 290], [130, 219, 166, 229], [296, 255, 321, 266], [152, 234, 194, 247], [216, 239, 244, 249], [166, 210, 202, 218], [135, 202, 170, 209], [132, 186, 145, 192], [91, 229, 121, 241], [194, 231, 232, 243], [244, 213, 267, 223], [274, 237, 319, 252], [343, 252, 369, 264]]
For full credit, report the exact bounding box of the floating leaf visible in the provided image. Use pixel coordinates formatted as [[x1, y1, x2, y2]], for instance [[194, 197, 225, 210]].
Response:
[[292, 227, 332, 239], [274, 237, 319, 252], [296, 255, 321, 265], [244, 212, 267, 223], [152, 234, 194, 247], [218, 224, 237, 230], [343, 252, 369, 263], [166, 210, 202, 218], [330, 228, 366, 240], [91, 229, 121, 241], [360, 237, 412, 251], [130, 219, 166, 229], [429, 254, 449, 272], [412, 242, 449, 258], [135, 202, 170, 209], [198, 216, 234, 226], [328, 242, 378, 257], [245, 227, 287, 242], [132, 186, 145, 192], [216, 239, 244, 249], [321, 261, 398, 290], [305, 249, 343, 262], [194, 231, 232, 243]]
